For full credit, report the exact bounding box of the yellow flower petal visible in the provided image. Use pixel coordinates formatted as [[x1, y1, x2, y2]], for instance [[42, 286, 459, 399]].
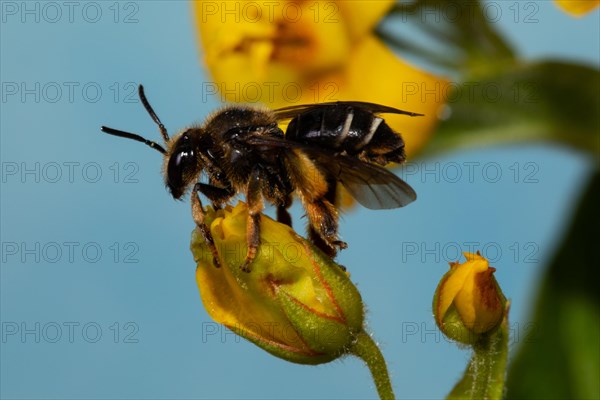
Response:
[[555, 0, 600, 16], [194, 0, 353, 95], [275, 35, 447, 157], [340, 35, 447, 157], [337, 0, 395, 41], [275, 2, 351, 74]]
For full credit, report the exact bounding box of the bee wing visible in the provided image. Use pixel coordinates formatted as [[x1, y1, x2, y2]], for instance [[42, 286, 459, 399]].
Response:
[[244, 136, 416, 210], [273, 102, 423, 121], [307, 149, 417, 209]]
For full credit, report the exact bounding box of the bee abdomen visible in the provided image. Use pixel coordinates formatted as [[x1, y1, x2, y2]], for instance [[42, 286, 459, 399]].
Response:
[[286, 105, 406, 165]]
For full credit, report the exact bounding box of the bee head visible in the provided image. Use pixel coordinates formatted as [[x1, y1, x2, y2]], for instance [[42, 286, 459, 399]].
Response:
[[164, 129, 203, 199], [100, 85, 201, 200]]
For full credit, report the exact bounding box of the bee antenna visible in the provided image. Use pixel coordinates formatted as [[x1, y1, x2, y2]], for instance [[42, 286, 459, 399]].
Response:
[[100, 126, 167, 154], [138, 84, 170, 144]]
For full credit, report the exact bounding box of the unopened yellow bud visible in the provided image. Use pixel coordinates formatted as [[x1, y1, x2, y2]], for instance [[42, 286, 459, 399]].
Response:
[[190, 202, 365, 364], [433, 252, 506, 344]]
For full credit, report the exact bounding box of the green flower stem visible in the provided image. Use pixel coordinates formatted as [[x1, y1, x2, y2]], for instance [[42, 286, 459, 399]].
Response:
[[350, 331, 395, 400], [448, 303, 510, 400]]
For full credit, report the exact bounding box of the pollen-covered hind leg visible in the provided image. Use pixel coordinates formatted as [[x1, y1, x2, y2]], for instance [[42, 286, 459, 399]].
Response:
[[191, 184, 221, 269]]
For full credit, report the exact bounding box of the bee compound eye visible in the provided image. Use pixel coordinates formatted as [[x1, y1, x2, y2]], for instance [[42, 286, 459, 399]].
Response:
[[174, 151, 185, 167], [174, 149, 194, 167], [167, 149, 195, 199]]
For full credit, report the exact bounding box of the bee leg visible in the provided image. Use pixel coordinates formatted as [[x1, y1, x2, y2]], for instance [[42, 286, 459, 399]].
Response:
[[305, 180, 347, 258], [276, 194, 293, 228], [191, 183, 221, 269], [241, 168, 264, 273], [309, 227, 336, 258], [195, 182, 234, 210], [305, 199, 347, 257]]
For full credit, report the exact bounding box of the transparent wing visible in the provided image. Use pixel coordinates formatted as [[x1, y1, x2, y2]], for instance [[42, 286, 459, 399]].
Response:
[[302, 147, 416, 209]]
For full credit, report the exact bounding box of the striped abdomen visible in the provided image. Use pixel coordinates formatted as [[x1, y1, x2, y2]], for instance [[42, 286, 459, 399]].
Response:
[[284, 103, 406, 166]]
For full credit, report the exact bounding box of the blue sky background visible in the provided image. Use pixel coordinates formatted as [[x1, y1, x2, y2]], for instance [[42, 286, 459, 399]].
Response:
[[1, 1, 598, 399]]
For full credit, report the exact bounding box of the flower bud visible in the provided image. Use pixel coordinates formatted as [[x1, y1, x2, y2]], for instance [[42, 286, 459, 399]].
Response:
[[190, 202, 365, 364], [433, 252, 506, 344]]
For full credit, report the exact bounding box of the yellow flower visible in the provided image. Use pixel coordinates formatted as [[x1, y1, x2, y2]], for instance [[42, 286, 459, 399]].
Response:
[[433, 252, 506, 344], [190, 202, 365, 364], [555, 0, 600, 16], [194, 0, 447, 158]]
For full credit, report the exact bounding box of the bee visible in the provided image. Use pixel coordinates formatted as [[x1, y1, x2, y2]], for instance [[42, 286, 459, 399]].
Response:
[[101, 85, 420, 272]]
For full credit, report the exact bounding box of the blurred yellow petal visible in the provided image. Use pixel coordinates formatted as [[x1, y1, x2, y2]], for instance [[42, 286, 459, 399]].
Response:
[[195, 0, 353, 95], [277, 35, 446, 157], [337, 1, 395, 41], [339, 35, 446, 157], [555, 0, 600, 16], [274, 3, 351, 74]]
